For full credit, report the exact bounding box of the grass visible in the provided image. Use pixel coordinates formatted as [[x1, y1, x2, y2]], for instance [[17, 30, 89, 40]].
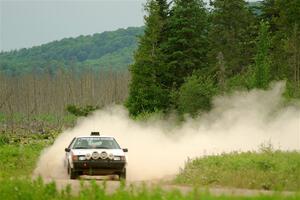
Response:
[[0, 132, 55, 178], [175, 145, 300, 191], [0, 143, 45, 178], [0, 178, 299, 200]]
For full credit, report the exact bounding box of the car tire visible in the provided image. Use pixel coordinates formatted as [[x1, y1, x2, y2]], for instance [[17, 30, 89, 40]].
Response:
[[67, 163, 70, 175], [68, 164, 78, 179], [119, 168, 126, 180]]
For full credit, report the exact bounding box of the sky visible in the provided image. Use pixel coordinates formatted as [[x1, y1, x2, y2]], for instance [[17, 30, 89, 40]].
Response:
[[0, 0, 258, 52], [0, 0, 147, 52]]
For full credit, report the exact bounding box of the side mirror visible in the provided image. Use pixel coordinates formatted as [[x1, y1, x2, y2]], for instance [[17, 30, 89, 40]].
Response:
[[65, 148, 70, 152], [123, 148, 128, 153]]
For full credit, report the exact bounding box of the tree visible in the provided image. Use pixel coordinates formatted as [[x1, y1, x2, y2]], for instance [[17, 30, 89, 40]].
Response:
[[157, 0, 169, 43], [260, 0, 280, 32], [253, 21, 271, 89], [160, 0, 209, 91], [260, 0, 300, 86], [208, 0, 256, 81], [284, 24, 300, 98], [126, 0, 169, 116]]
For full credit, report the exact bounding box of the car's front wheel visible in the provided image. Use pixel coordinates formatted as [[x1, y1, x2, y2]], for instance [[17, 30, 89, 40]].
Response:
[[68, 163, 78, 179]]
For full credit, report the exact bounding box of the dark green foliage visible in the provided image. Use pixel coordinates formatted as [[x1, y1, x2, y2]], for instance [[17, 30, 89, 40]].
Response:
[[127, 0, 211, 117], [177, 75, 216, 117], [127, 0, 300, 117], [161, 0, 208, 90], [284, 24, 300, 98], [66, 105, 99, 117], [126, 0, 169, 116], [208, 0, 256, 79], [260, 0, 300, 97], [0, 27, 144, 74], [253, 21, 271, 89]]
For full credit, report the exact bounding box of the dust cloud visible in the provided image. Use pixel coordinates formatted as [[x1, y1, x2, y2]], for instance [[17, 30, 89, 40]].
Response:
[[34, 82, 300, 181]]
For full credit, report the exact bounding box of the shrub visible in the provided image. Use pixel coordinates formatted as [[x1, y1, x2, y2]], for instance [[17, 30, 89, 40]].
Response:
[[177, 75, 217, 117]]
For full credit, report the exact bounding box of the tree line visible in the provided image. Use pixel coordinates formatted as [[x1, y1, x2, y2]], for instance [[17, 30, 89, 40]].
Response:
[[126, 0, 300, 117], [0, 27, 143, 75], [0, 70, 129, 133]]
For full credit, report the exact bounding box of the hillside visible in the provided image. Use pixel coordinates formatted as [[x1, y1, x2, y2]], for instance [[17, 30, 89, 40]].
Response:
[[0, 27, 144, 74]]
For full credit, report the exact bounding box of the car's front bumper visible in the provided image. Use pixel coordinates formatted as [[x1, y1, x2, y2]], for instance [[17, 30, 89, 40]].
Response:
[[72, 159, 126, 175]]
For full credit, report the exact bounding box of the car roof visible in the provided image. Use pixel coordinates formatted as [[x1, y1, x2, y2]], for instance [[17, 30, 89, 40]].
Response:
[[76, 135, 115, 139]]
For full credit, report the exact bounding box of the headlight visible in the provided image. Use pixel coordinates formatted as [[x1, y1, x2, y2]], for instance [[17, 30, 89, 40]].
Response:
[[86, 153, 92, 160], [72, 154, 78, 161], [114, 156, 125, 161], [120, 156, 126, 161], [78, 156, 86, 161], [100, 151, 108, 159], [108, 153, 114, 160], [92, 151, 100, 160]]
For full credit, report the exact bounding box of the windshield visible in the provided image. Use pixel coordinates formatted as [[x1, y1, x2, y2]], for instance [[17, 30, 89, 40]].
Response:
[[72, 137, 121, 149]]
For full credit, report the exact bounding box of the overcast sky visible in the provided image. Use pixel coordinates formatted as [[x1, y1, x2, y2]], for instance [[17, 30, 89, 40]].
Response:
[[0, 0, 147, 52], [0, 0, 257, 52]]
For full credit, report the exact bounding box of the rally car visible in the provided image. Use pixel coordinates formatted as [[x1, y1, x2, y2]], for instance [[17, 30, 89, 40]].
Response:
[[64, 132, 128, 180]]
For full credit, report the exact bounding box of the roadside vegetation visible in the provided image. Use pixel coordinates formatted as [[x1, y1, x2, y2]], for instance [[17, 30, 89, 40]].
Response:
[[1, 178, 300, 200], [0, 133, 55, 178], [176, 145, 300, 191]]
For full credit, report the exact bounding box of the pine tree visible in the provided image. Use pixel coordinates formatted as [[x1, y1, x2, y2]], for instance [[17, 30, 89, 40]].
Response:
[[285, 24, 300, 98], [260, 0, 280, 32], [157, 0, 169, 44], [126, 0, 169, 116], [208, 0, 256, 80], [261, 0, 300, 83], [160, 0, 209, 91], [253, 21, 271, 89]]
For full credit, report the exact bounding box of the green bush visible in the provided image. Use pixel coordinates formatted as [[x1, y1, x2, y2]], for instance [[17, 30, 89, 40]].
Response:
[[177, 75, 217, 117], [66, 105, 99, 117]]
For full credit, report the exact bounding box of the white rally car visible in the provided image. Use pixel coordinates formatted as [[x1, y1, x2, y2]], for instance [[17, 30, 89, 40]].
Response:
[[64, 132, 128, 180]]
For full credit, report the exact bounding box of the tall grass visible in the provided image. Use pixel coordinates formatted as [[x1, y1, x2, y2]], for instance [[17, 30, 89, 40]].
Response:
[[0, 144, 45, 178], [0, 133, 55, 178], [175, 146, 300, 191], [0, 178, 299, 200]]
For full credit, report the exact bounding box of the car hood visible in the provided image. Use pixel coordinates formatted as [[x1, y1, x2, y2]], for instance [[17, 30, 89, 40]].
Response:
[[71, 149, 125, 156]]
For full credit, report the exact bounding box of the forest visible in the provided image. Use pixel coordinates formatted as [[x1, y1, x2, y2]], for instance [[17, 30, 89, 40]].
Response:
[[126, 0, 300, 117], [0, 27, 143, 74]]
